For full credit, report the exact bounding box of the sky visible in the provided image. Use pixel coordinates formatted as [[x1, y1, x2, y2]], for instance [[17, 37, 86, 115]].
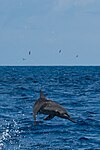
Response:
[[0, 0, 100, 66]]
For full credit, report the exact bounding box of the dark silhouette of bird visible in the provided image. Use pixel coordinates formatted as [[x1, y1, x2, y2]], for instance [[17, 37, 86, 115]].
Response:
[[22, 58, 26, 61], [76, 54, 78, 58], [59, 50, 61, 53], [29, 51, 31, 55]]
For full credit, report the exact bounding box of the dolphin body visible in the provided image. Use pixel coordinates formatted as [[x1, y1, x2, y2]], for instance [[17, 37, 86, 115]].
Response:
[[33, 90, 76, 124]]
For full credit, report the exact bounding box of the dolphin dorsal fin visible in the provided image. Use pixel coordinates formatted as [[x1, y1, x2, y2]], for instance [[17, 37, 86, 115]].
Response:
[[40, 90, 45, 99]]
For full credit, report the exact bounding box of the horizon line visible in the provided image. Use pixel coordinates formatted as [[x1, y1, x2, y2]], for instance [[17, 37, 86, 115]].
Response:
[[0, 64, 100, 67]]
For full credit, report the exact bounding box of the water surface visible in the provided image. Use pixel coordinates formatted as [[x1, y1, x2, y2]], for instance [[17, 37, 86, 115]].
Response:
[[0, 66, 100, 150]]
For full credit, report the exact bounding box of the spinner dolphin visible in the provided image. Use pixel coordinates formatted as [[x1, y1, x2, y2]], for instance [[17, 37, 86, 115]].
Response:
[[33, 90, 76, 124]]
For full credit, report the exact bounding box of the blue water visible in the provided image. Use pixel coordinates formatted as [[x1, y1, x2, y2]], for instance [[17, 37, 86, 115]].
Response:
[[0, 66, 100, 150]]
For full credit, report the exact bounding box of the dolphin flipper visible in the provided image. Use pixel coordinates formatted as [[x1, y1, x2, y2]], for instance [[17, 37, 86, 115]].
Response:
[[44, 114, 55, 120]]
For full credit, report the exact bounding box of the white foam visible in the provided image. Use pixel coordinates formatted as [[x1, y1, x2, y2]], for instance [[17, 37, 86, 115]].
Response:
[[0, 129, 11, 150]]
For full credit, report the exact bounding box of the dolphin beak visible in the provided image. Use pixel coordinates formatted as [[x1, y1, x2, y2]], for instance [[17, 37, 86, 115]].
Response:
[[64, 114, 76, 123], [68, 117, 76, 123]]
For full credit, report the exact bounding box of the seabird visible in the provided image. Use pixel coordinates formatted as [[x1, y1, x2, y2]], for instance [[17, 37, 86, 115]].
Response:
[[29, 51, 31, 55], [59, 50, 61, 53], [76, 54, 78, 58], [22, 58, 26, 61]]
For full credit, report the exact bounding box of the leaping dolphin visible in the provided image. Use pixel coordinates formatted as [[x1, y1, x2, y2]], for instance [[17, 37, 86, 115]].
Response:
[[33, 90, 76, 124]]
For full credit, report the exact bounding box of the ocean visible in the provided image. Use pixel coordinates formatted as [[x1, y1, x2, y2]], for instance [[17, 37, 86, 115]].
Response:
[[0, 66, 100, 150]]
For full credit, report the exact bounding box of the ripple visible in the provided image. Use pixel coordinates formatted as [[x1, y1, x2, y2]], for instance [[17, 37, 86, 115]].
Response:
[[0, 66, 100, 149], [79, 137, 89, 141]]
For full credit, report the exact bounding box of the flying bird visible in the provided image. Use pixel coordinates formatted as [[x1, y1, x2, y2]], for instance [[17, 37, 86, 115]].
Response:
[[22, 58, 26, 61], [29, 51, 31, 55], [59, 50, 62, 53], [76, 54, 78, 58], [33, 90, 76, 125]]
